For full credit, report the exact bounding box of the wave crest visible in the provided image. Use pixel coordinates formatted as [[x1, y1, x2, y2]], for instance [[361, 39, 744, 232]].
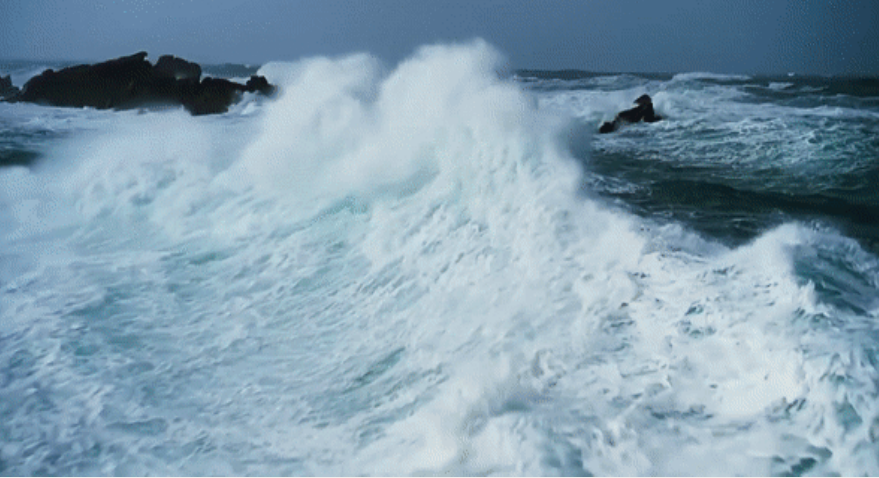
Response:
[[228, 40, 568, 216]]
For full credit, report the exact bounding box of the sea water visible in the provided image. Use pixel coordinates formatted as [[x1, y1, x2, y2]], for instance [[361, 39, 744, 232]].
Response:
[[1, 40, 879, 475]]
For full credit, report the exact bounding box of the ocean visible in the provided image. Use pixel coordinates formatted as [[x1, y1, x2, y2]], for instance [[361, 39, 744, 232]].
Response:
[[2, 41, 879, 475]]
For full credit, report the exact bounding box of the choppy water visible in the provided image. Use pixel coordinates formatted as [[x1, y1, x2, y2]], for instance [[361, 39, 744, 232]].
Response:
[[1, 42, 879, 475]]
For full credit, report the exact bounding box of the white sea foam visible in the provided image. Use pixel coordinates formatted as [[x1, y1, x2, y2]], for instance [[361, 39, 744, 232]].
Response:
[[227, 41, 552, 218], [671, 71, 752, 82], [768, 81, 795, 90]]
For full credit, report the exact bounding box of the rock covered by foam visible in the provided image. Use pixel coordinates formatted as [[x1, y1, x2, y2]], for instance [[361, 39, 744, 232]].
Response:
[[599, 94, 663, 133], [4, 52, 277, 115]]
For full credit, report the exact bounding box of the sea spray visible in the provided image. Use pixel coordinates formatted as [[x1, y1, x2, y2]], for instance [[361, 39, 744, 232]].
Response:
[[230, 41, 560, 214]]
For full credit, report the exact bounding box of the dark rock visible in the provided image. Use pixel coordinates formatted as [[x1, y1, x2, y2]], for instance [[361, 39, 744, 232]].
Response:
[[598, 120, 617, 134], [182, 77, 245, 115], [14, 52, 154, 109], [0, 75, 19, 99], [599, 94, 663, 133], [245, 75, 275, 95], [154, 55, 201, 83], [179, 75, 277, 115], [5, 52, 276, 115]]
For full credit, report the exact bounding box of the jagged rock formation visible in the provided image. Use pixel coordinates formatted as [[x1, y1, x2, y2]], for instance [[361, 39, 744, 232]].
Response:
[[4, 52, 276, 115], [0, 75, 19, 99]]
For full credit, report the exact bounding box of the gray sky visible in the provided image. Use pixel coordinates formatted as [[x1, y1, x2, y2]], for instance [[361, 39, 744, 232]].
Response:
[[1, 0, 877, 75]]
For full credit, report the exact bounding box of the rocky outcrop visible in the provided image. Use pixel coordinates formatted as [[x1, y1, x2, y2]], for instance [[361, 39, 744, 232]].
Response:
[[1, 75, 21, 99], [599, 94, 663, 133], [4, 52, 276, 115], [153, 55, 202, 84]]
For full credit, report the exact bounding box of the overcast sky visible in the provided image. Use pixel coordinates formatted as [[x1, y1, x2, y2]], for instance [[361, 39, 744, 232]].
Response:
[[1, 0, 877, 75]]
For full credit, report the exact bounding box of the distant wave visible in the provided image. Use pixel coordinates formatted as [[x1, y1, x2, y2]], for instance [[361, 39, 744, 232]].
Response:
[[671, 71, 752, 82], [767, 81, 794, 90]]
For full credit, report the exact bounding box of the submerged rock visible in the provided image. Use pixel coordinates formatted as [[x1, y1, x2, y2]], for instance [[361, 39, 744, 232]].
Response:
[[599, 94, 663, 133], [4, 52, 276, 115]]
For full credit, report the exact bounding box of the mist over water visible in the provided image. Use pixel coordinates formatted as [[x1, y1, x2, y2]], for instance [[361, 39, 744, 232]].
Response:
[[1, 41, 879, 475]]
